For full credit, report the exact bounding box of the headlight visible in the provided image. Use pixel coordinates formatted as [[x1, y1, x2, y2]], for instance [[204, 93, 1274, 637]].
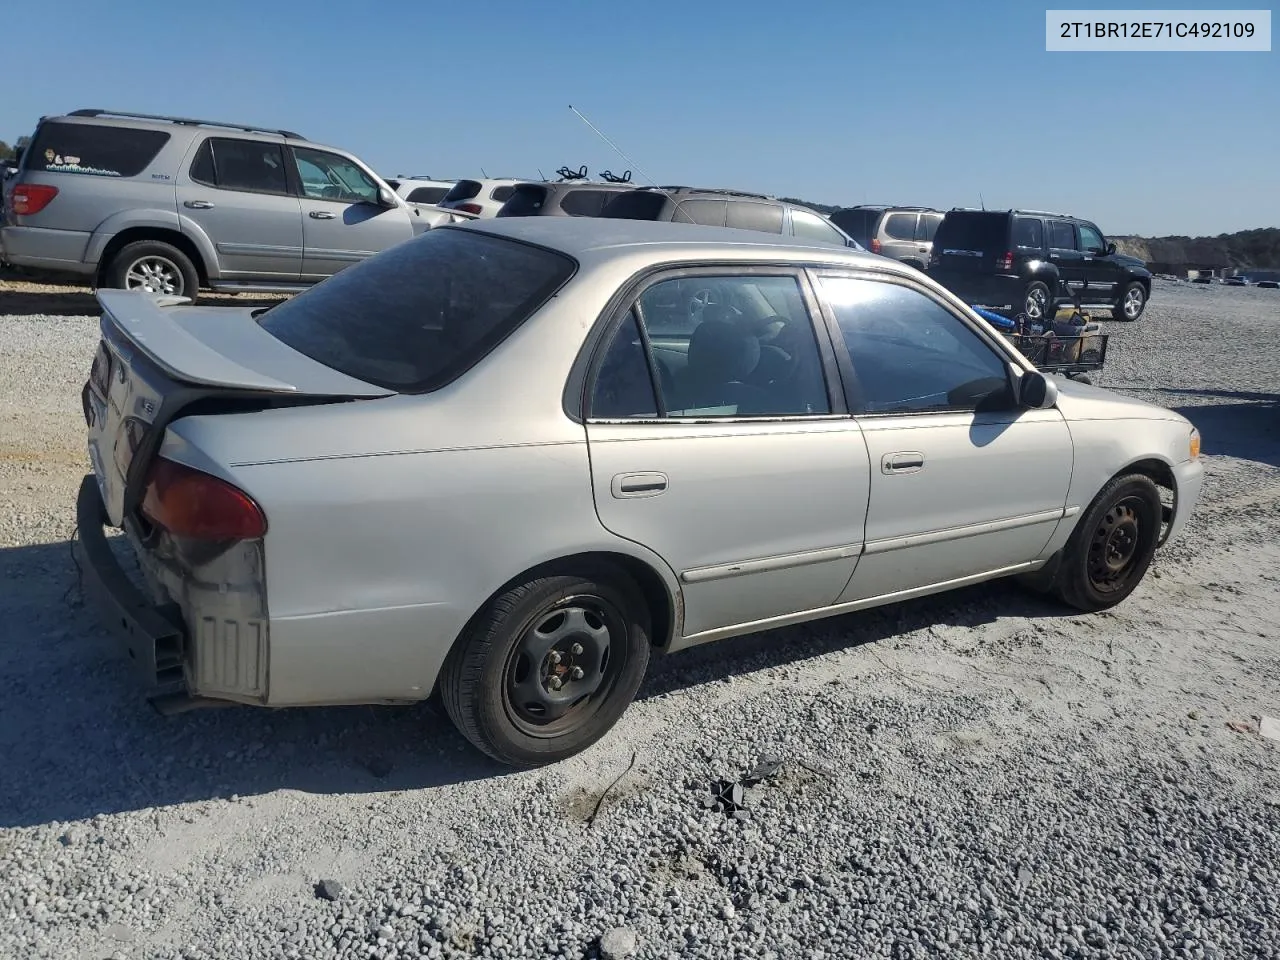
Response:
[[1189, 427, 1201, 460]]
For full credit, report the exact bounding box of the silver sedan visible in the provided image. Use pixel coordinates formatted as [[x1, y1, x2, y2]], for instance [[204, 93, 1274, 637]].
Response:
[[74, 217, 1204, 766]]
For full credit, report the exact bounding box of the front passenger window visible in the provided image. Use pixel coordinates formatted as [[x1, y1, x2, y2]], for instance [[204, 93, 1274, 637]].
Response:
[[292, 147, 379, 204], [818, 276, 1012, 414]]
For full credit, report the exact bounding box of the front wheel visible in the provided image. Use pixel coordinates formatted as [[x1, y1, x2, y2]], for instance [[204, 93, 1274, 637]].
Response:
[[1114, 281, 1147, 321], [440, 567, 651, 767], [1052, 474, 1162, 612]]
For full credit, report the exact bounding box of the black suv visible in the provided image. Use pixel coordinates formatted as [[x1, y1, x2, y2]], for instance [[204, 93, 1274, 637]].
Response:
[[598, 186, 861, 248], [928, 209, 1152, 321]]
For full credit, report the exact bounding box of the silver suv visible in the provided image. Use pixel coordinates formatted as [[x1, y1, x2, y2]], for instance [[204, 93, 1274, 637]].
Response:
[[828, 205, 944, 270], [1, 109, 428, 298]]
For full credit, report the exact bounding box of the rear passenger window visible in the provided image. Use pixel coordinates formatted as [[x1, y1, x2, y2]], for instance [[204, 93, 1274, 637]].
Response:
[[917, 214, 943, 242], [725, 201, 784, 234], [26, 121, 170, 179], [1013, 217, 1044, 248], [599, 191, 667, 220], [589, 274, 832, 419], [490, 185, 515, 203], [883, 213, 918, 241], [559, 189, 616, 217], [674, 200, 727, 226], [1048, 221, 1076, 250], [191, 138, 289, 195], [590, 311, 659, 419]]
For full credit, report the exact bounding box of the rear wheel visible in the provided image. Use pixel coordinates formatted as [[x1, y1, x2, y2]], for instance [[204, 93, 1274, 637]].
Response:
[[106, 241, 200, 299], [1114, 281, 1146, 321], [1051, 474, 1162, 612], [440, 566, 651, 767], [1023, 281, 1051, 322]]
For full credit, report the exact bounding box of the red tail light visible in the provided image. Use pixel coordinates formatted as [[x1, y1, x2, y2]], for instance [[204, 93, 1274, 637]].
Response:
[[141, 458, 266, 541], [870, 238, 882, 254], [11, 184, 59, 215], [457, 202, 483, 215], [996, 251, 1014, 271]]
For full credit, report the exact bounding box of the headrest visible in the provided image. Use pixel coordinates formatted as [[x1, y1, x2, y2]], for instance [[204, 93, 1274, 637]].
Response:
[[688, 319, 760, 383]]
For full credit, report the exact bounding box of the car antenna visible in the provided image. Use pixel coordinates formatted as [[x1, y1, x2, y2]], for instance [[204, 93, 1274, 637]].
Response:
[[538, 168, 547, 181], [979, 192, 985, 210], [568, 104, 682, 212], [481, 166, 489, 178]]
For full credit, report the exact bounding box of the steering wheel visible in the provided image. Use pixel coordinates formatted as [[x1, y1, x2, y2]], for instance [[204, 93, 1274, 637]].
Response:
[[686, 284, 723, 325]]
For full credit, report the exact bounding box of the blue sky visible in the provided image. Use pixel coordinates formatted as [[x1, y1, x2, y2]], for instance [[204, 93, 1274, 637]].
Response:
[[3, 0, 1275, 235]]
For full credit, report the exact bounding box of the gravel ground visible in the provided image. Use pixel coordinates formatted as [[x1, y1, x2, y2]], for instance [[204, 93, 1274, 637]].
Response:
[[1, 276, 1278, 960]]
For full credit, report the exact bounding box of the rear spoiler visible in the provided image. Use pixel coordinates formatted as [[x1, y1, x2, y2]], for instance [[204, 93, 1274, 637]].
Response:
[[97, 289, 302, 393]]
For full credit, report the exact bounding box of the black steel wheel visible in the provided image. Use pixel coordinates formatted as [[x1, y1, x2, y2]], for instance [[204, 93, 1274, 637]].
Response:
[[1052, 474, 1162, 612], [440, 565, 651, 767]]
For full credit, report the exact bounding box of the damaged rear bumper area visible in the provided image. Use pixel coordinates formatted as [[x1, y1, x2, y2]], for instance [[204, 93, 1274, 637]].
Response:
[[73, 474, 233, 715]]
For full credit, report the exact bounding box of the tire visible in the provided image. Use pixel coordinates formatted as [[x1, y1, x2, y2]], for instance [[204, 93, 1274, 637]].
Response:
[[1114, 281, 1146, 321], [440, 565, 651, 767], [1023, 281, 1051, 322], [105, 241, 200, 299], [1051, 473, 1162, 612]]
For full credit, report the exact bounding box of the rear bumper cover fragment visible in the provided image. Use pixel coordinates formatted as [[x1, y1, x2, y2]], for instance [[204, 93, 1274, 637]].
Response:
[[73, 474, 186, 690]]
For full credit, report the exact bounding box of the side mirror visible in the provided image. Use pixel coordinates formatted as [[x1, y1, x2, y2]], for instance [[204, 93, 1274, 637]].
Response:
[[1105, 241, 1117, 255], [1019, 369, 1059, 409], [377, 186, 397, 208]]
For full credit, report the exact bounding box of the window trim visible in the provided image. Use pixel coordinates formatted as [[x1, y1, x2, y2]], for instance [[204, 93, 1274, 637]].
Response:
[[805, 267, 1024, 420], [574, 263, 851, 425], [288, 144, 382, 206], [186, 136, 296, 198]]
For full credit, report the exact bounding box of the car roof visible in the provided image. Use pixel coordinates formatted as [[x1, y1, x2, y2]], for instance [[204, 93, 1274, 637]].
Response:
[[459, 215, 886, 267]]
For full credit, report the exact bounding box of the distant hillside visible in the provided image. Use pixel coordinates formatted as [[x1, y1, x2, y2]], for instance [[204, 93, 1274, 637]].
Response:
[[1113, 228, 1280, 271]]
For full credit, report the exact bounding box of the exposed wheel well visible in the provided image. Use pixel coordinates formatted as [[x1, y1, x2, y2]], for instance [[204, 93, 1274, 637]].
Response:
[[96, 228, 209, 288], [469, 552, 677, 652], [1115, 458, 1176, 544]]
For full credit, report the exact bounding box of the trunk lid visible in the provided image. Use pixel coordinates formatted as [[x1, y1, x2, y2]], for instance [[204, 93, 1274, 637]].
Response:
[[84, 289, 393, 527]]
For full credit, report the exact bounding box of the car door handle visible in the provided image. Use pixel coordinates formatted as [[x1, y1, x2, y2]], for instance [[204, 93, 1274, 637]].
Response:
[[309, 210, 337, 220], [183, 200, 214, 209], [611, 472, 668, 498], [881, 452, 925, 475]]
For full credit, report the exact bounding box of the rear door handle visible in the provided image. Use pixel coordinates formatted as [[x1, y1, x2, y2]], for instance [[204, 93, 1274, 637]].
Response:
[[184, 200, 214, 209], [611, 472, 668, 498], [881, 452, 925, 475], [309, 210, 337, 220]]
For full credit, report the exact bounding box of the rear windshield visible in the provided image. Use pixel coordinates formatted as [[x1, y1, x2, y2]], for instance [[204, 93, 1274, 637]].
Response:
[[406, 185, 449, 204], [599, 191, 667, 220], [933, 212, 1009, 251], [258, 229, 576, 393], [496, 184, 548, 217], [829, 209, 878, 246], [25, 121, 170, 179], [443, 179, 482, 202]]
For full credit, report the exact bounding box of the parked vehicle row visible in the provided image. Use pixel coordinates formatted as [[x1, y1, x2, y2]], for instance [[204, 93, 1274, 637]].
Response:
[[0, 107, 1150, 324]]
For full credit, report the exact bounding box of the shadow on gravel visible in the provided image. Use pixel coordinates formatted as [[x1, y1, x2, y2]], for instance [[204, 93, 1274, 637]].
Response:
[[0, 289, 103, 317], [0, 538, 1072, 829], [1171, 398, 1280, 468], [638, 578, 1066, 700]]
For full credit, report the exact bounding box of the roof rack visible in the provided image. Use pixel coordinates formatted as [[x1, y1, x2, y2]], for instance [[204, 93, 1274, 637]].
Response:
[[637, 185, 773, 201], [66, 109, 306, 140], [847, 204, 938, 212], [948, 206, 1074, 218]]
